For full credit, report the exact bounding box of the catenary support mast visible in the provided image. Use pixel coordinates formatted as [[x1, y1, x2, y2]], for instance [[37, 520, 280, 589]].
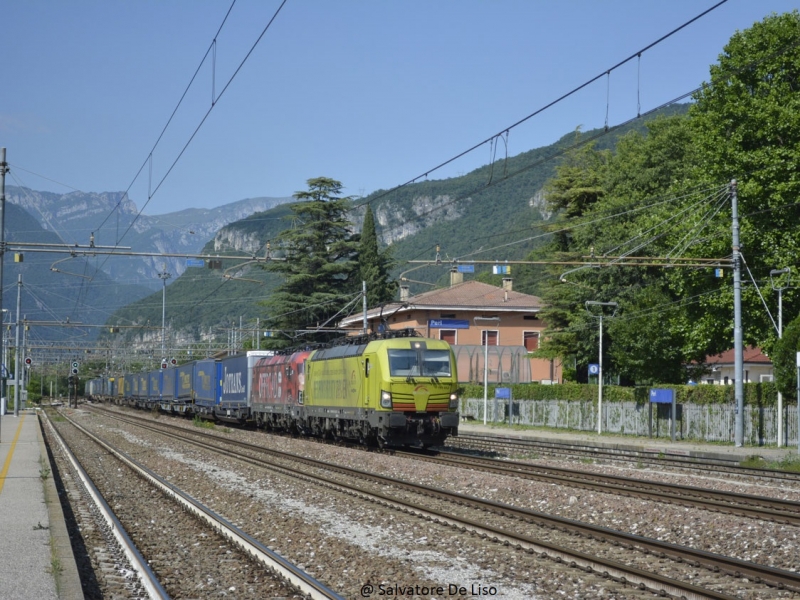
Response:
[[731, 180, 744, 447]]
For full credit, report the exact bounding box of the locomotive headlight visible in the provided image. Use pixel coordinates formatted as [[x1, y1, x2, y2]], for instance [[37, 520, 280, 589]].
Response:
[[449, 393, 458, 409], [380, 390, 392, 409]]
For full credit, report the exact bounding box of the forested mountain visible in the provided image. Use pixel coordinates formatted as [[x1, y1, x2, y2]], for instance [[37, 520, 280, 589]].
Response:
[[104, 105, 687, 349]]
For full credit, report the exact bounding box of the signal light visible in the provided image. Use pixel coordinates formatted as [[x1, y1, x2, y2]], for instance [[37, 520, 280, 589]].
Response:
[[24, 357, 32, 366]]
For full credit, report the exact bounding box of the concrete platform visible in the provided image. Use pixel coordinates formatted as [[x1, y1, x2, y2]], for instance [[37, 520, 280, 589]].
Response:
[[458, 422, 800, 464], [0, 410, 82, 599]]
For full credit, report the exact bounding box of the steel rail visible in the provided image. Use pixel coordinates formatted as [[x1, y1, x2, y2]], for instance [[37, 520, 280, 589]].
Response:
[[410, 450, 800, 526], [58, 410, 344, 600], [453, 432, 800, 481], [90, 406, 800, 597], [40, 412, 170, 600]]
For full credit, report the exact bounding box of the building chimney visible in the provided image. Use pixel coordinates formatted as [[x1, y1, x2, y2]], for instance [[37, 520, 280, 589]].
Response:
[[400, 285, 410, 302], [450, 269, 463, 287], [502, 277, 513, 292]]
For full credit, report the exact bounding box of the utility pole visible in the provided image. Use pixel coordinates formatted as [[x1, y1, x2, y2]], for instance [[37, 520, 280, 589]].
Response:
[[771, 268, 791, 447], [362, 281, 368, 334], [731, 180, 744, 447], [13, 275, 21, 417], [21, 317, 27, 410], [0, 148, 7, 420], [158, 265, 171, 361], [586, 301, 618, 435]]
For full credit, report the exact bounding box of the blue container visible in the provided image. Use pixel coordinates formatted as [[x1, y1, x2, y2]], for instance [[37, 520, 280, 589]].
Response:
[[124, 374, 136, 400], [148, 370, 163, 403], [219, 355, 248, 410], [136, 373, 148, 400], [176, 362, 194, 401], [193, 359, 220, 408], [162, 368, 177, 402], [219, 351, 273, 416]]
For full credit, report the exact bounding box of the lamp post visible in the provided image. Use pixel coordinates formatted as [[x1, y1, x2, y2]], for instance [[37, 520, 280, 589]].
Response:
[[585, 301, 618, 435], [158, 265, 171, 362], [474, 316, 501, 425], [770, 268, 791, 447]]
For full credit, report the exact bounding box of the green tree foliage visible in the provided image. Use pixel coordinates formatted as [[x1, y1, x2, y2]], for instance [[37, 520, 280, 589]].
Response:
[[262, 177, 359, 347], [358, 204, 397, 307], [684, 10, 800, 354], [533, 12, 800, 384]]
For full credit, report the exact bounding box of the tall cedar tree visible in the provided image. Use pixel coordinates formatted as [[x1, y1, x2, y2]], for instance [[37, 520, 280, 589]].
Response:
[[358, 204, 397, 309], [262, 177, 359, 348]]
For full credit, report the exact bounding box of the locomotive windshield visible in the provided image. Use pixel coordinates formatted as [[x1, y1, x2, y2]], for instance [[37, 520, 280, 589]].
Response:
[[388, 348, 452, 377]]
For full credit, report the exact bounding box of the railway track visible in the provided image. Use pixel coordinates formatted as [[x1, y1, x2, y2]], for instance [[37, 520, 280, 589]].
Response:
[[398, 449, 800, 526], [83, 404, 800, 599], [44, 409, 342, 600], [450, 431, 800, 481], [42, 412, 168, 599]]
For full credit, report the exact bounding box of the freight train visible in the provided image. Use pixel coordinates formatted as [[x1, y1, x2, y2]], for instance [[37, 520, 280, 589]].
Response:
[[86, 330, 460, 448]]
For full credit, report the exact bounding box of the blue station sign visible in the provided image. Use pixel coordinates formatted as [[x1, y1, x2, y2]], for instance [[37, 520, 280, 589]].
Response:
[[428, 319, 470, 329], [649, 388, 675, 404]]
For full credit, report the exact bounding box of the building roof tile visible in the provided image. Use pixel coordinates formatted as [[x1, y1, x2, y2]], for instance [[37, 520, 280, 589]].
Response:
[[704, 346, 771, 366], [340, 280, 543, 326]]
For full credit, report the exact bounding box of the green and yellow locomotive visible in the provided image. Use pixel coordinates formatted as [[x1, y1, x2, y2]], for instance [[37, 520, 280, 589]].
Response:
[[302, 332, 460, 447]]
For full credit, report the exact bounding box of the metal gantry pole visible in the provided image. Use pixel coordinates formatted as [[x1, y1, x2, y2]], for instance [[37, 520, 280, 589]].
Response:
[[771, 268, 791, 447], [797, 351, 800, 453], [13, 275, 21, 417], [474, 316, 501, 425], [362, 281, 368, 335], [158, 266, 171, 361], [21, 317, 27, 411], [483, 340, 488, 425], [598, 313, 604, 435], [586, 301, 618, 436], [0, 149, 7, 423], [731, 180, 744, 447]]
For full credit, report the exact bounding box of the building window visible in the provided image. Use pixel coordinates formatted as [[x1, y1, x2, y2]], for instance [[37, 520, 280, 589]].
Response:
[[481, 330, 498, 346], [760, 374, 773, 382], [523, 331, 539, 351], [440, 329, 456, 344], [441, 313, 456, 319]]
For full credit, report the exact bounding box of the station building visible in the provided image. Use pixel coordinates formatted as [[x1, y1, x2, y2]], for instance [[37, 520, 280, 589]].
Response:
[[340, 273, 562, 384]]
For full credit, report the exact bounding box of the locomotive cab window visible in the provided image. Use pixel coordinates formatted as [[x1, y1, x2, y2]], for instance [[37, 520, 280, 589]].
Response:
[[388, 347, 452, 377]]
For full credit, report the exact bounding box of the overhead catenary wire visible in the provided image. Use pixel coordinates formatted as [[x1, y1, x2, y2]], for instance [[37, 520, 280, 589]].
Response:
[[603, 186, 728, 263], [739, 253, 779, 335], [90, 0, 288, 279], [350, 0, 729, 215]]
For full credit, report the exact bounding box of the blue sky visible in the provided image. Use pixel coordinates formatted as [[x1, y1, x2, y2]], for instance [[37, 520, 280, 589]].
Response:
[[3, 0, 798, 216]]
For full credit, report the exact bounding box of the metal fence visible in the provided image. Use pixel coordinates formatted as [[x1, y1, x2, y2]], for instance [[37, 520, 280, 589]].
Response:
[[462, 397, 799, 447], [452, 345, 531, 383]]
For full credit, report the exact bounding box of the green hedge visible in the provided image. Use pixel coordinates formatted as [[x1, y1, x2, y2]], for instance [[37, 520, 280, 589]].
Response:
[[460, 382, 781, 407]]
